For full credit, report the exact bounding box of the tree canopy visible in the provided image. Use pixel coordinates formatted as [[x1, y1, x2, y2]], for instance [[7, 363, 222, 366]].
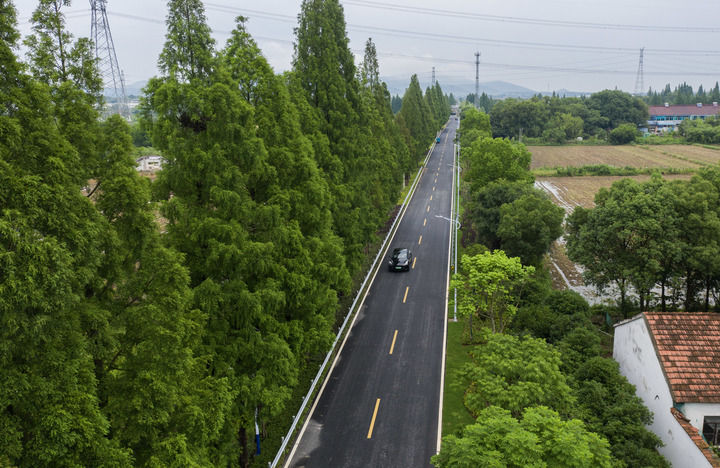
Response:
[[432, 406, 614, 468]]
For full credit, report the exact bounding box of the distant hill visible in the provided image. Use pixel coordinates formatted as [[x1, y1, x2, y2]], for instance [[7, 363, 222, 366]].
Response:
[[110, 78, 588, 100], [381, 76, 589, 99], [103, 80, 148, 98]]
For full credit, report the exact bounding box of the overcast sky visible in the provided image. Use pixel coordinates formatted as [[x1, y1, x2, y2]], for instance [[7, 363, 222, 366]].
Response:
[[11, 0, 720, 95]]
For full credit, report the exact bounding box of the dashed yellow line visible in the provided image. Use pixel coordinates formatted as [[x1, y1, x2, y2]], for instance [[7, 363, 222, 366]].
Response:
[[412, 257, 416, 269], [430, 195, 433, 201], [403, 286, 409, 303], [389, 330, 398, 355], [418, 235, 423, 245], [433, 186, 436, 192], [426, 205, 430, 212], [423, 218, 427, 226], [367, 398, 381, 439]]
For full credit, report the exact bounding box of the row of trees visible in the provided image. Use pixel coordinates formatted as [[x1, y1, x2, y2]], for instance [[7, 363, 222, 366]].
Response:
[[489, 90, 648, 142], [435, 108, 667, 466], [0, 0, 448, 466], [567, 169, 720, 315], [678, 116, 720, 144], [459, 106, 565, 267], [396, 76, 450, 160], [644, 81, 720, 106]]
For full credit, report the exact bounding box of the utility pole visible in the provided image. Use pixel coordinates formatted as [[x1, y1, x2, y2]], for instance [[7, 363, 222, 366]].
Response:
[[90, 0, 129, 118], [634, 47, 645, 96], [474, 51, 480, 107], [431, 66, 436, 87]]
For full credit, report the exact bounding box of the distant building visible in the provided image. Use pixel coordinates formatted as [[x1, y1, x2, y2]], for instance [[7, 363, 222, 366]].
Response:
[[136, 155, 165, 172], [614, 312, 720, 468], [648, 103, 720, 132]]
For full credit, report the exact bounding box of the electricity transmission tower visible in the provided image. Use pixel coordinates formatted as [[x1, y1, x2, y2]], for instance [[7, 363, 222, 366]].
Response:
[[634, 47, 645, 96], [474, 51, 480, 107], [90, 0, 129, 117]]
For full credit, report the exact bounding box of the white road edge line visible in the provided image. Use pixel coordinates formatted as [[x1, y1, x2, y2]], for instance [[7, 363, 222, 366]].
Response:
[[437, 121, 455, 454]]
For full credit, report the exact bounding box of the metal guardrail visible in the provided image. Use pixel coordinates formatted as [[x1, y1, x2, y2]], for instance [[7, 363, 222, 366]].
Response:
[[269, 141, 438, 468]]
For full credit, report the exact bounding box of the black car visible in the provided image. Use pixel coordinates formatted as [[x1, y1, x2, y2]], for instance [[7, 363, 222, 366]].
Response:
[[388, 248, 412, 272]]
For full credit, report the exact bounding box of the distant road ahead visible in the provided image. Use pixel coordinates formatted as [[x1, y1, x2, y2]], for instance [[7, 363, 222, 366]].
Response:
[[288, 119, 458, 468]]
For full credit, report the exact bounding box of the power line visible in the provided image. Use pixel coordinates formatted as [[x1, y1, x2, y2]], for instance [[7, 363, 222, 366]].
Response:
[[342, 0, 720, 33], [204, 5, 720, 57], [103, 9, 720, 80]]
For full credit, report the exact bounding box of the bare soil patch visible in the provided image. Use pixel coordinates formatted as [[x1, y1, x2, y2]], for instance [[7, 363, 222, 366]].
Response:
[[641, 144, 720, 166], [529, 145, 704, 170], [537, 174, 692, 209]]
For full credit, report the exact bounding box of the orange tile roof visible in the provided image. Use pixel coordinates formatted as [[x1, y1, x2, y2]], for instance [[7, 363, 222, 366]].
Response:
[[671, 407, 720, 467], [644, 313, 720, 403]]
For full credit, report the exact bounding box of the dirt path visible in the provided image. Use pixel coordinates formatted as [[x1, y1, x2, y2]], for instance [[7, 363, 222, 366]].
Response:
[[535, 180, 608, 305]]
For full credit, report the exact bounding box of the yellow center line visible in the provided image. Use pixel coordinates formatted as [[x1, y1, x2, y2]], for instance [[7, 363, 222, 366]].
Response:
[[389, 330, 398, 354], [430, 195, 433, 201], [433, 186, 436, 191], [418, 235, 423, 245], [423, 218, 427, 226], [367, 398, 381, 439], [403, 286, 409, 303], [412, 257, 416, 269], [427, 205, 430, 212]]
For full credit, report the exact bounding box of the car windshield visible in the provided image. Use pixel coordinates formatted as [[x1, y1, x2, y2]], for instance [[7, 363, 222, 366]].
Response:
[[393, 249, 407, 261]]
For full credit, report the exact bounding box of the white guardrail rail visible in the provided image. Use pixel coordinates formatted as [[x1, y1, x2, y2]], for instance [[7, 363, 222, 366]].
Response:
[[269, 138, 440, 468]]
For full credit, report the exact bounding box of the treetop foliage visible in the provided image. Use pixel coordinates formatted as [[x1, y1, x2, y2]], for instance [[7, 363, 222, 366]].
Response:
[[488, 90, 647, 143], [447, 97, 668, 468], [1, 0, 450, 466], [567, 170, 720, 314]]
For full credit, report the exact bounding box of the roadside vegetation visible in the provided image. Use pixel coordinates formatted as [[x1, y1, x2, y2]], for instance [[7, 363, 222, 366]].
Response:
[[437, 105, 669, 467], [0, 1, 451, 467]]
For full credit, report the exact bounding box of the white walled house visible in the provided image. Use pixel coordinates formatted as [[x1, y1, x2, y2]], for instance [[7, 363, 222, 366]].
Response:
[[614, 313, 720, 468], [135, 155, 165, 172]]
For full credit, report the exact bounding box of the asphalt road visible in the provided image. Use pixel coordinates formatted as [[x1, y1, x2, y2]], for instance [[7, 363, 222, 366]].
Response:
[[287, 118, 458, 468]]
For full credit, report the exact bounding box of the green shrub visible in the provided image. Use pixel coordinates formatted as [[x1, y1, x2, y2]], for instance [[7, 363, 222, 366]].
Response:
[[609, 123, 640, 145]]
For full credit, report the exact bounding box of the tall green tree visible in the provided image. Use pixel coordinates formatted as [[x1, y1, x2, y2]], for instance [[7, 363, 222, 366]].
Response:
[[463, 137, 533, 193], [91, 116, 232, 466], [144, 2, 302, 465], [571, 357, 669, 468], [490, 97, 548, 139], [458, 106, 491, 147], [465, 180, 534, 250], [159, 0, 215, 81], [497, 191, 565, 266], [566, 178, 667, 314], [452, 251, 534, 335], [432, 406, 614, 468], [294, 0, 398, 272], [586, 89, 648, 130], [462, 333, 575, 418], [0, 4, 129, 464], [671, 176, 720, 311], [24, 0, 103, 183], [397, 74, 434, 160]]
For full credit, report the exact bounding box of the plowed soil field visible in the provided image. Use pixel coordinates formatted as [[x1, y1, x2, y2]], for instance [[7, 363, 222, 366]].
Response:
[[529, 144, 720, 170], [536, 174, 693, 210]]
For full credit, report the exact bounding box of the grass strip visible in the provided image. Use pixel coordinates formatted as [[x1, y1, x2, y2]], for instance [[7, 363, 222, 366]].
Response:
[[532, 164, 696, 177], [441, 320, 475, 438]]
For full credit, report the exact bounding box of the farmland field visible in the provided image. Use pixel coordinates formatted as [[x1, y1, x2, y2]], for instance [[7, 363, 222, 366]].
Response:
[[528, 144, 720, 170], [536, 174, 693, 210]]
